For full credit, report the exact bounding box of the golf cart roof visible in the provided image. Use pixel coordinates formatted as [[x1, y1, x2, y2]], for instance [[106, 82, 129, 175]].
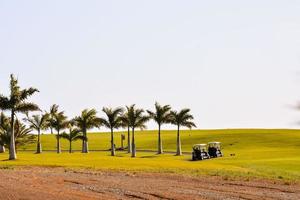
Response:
[[208, 142, 221, 144], [194, 144, 207, 147]]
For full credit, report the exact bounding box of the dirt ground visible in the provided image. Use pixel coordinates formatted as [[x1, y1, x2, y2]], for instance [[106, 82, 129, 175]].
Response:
[[0, 167, 299, 200]]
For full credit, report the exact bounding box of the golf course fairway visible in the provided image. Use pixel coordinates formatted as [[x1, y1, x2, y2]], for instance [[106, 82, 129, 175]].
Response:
[[1, 129, 299, 182]]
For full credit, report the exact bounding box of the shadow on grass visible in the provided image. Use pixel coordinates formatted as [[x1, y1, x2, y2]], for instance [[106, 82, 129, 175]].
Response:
[[140, 155, 158, 158], [115, 155, 126, 158]]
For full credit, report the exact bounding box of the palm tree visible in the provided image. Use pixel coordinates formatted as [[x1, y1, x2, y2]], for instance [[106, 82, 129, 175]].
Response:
[[127, 105, 150, 157], [52, 111, 68, 153], [0, 74, 39, 160], [120, 108, 131, 153], [0, 115, 36, 152], [47, 104, 59, 134], [147, 102, 171, 154], [60, 122, 84, 153], [11, 119, 36, 152], [170, 108, 196, 155], [0, 112, 9, 153], [100, 107, 124, 156], [0, 143, 4, 153], [73, 109, 101, 153], [24, 112, 49, 153]]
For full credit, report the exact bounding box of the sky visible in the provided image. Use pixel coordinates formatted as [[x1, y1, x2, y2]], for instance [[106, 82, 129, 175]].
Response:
[[0, 0, 300, 130]]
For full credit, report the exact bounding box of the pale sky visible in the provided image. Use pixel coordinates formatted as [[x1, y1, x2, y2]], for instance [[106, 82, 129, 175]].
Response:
[[1, 0, 300, 129]]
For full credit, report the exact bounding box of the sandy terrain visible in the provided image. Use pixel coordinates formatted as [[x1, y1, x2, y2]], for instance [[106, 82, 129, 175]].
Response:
[[0, 167, 299, 200]]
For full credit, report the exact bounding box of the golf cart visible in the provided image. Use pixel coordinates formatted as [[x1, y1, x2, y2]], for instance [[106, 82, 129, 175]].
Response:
[[208, 142, 223, 158], [192, 144, 210, 161]]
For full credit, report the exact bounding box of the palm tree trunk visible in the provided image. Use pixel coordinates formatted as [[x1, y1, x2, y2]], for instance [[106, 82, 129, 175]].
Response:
[[82, 129, 89, 153], [85, 140, 89, 153], [176, 125, 182, 155], [121, 134, 124, 149], [9, 110, 17, 160], [82, 140, 85, 152], [0, 145, 5, 153], [131, 127, 136, 157], [50, 127, 53, 134], [127, 126, 131, 153], [111, 128, 115, 156], [69, 141, 72, 153], [36, 129, 42, 154], [57, 130, 61, 153], [158, 124, 163, 154]]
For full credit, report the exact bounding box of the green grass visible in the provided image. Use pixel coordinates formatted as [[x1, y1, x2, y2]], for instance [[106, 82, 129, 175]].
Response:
[[1, 129, 300, 181]]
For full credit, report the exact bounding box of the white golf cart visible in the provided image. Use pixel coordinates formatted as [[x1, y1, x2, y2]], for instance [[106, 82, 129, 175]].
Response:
[[192, 144, 210, 161], [208, 142, 223, 158]]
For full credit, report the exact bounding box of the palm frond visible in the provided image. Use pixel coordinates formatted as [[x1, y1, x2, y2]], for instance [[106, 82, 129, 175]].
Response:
[[0, 95, 11, 110], [101, 107, 124, 129], [59, 128, 85, 142], [119, 112, 130, 128], [73, 108, 101, 131], [73, 135, 86, 141], [147, 102, 171, 125], [181, 121, 196, 129], [23, 112, 50, 132], [125, 105, 149, 131], [170, 108, 196, 129], [0, 118, 36, 149], [59, 132, 71, 141], [99, 118, 110, 129], [50, 104, 59, 115], [52, 112, 69, 131], [15, 102, 40, 113], [20, 87, 39, 101], [135, 116, 150, 130]]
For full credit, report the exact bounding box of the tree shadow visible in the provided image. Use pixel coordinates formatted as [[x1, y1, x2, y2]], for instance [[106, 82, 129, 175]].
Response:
[[115, 155, 125, 158], [140, 155, 157, 158]]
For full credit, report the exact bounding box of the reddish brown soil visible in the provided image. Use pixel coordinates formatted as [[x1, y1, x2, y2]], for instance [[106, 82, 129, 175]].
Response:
[[0, 167, 299, 200]]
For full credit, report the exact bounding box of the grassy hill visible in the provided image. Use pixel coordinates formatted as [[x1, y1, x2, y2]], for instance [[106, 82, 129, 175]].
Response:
[[21, 129, 300, 151], [1, 129, 300, 181]]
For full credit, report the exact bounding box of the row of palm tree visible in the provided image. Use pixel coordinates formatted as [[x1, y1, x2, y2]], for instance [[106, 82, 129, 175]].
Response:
[[0, 74, 196, 160]]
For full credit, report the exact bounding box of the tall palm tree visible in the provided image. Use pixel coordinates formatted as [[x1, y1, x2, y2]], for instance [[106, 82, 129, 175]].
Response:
[[120, 108, 131, 153], [47, 104, 59, 134], [147, 102, 172, 154], [127, 105, 150, 157], [24, 112, 49, 153], [73, 109, 101, 153], [100, 107, 124, 156], [170, 108, 196, 155], [52, 111, 68, 153], [0, 74, 39, 160], [60, 122, 84, 153]]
